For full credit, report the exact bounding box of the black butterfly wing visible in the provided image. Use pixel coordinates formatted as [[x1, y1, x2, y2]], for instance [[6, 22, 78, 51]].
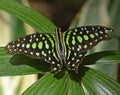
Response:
[[64, 25, 113, 73], [5, 33, 63, 73]]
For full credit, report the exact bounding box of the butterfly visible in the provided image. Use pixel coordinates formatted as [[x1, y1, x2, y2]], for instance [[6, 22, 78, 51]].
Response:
[[5, 25, 113, 74]]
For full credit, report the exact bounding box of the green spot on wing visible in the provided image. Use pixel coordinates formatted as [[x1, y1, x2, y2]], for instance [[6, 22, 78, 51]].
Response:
[[84, 45, 88, 48], [45, 41, 49, 49], [26, 44, 30, 48], [32, 43, 36, 49], [46, 34, 54, 48], [17, 44, 20, 47], [72, 37, 75, 45], [74, 29, 78, 32], [77, 36, 83, 43], [80, 32, 82, 34], [73, 32, 76, 35], [67, 50, 71, 60], [53, 52, 59, 61], [22, 44, 25, 47], [66, 35, 70, 45], [95, 33, 98, 36], [41, 51, 46, 56], [65, 31, 71, 45], [36, 52, 40, 56], [83, 35, 89, 40], [40, 34, 42, 37], [38, 42, 43, 49], [90, 34, 95, 38], [72, 57, 75, 60], [78, 45, 82, 49]]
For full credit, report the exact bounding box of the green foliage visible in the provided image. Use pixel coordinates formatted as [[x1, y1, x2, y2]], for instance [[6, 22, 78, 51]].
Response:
[[0, 0, 120, 95], [70, 0, 119, 78], [0, 0, 55, 33], [22, 68, 120, 95]]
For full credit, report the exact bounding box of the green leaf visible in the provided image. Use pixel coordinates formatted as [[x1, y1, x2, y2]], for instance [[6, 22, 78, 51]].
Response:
[[22, 73, 67, 95], [10, 17, 26, 39], [70, 0, 110, 27], [83, 68, 120, 95], [22, 68, 120, 95], [83, 50, 120, 76], [22, 71, 84, 95], [0, 0, 56, 33], [0, 47, 50, 76], [1, 45, 120, 76], [8, 0, 26, 39], [67, 72, 85, 95], [110, 0, 120, 37], [83, 50, 120, 65]]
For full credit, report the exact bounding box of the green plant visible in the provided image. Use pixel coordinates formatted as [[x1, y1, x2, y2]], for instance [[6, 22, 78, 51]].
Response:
[[0, 0, 120, 95]]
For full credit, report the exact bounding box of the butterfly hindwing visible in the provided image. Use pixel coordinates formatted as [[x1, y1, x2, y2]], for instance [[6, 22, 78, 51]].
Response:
[[64, 49, 86, 73], [5, 33, 62, 73], [5, 25, 113, 74], [64, 25, 113, 72]]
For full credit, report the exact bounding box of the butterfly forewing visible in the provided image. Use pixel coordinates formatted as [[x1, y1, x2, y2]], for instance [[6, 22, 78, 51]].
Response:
[[64, 26, 113, 72], [5, 33, 62, 73], [5, 25, 113, 74]]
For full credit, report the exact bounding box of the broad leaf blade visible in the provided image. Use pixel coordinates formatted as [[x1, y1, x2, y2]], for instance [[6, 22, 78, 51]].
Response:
[[22, 68, 120, 95], [83, 50, 120, 65], [67, 72, 85, 95], [83, 68, 120, 95], [10, 17, 26, 39], [1, 46, 120, 76], [22, 73, 68, 95], [0, 0, 56, 33], [0, 47, 49, 76], [110, 0, 120, 37], [22, 71, 85, 95]]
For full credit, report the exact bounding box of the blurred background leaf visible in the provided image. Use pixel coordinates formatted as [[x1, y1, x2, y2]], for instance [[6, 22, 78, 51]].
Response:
[[109, 0, 120, 38], [0, 0, 56, 33]]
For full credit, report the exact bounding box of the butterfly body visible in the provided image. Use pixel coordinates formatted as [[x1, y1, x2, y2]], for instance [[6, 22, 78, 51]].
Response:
[[5, 25, 113, 73]]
